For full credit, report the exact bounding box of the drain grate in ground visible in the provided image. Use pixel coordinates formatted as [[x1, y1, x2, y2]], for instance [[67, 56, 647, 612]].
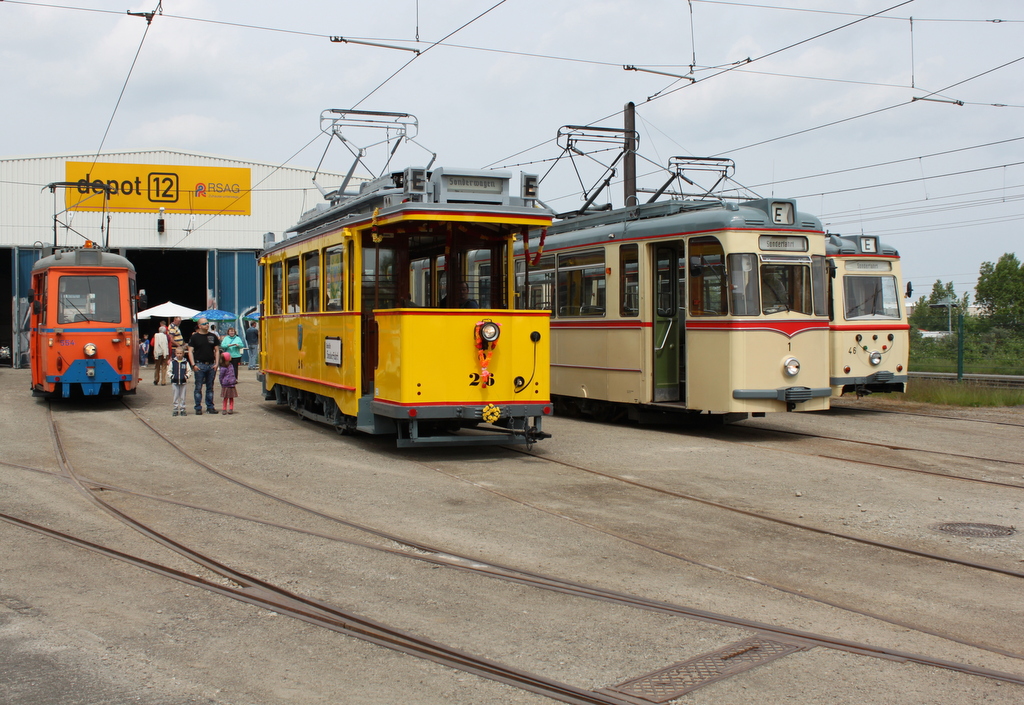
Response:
[[599, 636, 807, 703], [933, 522, 1016, 538]]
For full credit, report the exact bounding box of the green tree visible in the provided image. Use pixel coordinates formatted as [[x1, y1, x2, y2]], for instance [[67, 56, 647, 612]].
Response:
[[975, 253, 1024, 324], [909, 280, 966, 332]]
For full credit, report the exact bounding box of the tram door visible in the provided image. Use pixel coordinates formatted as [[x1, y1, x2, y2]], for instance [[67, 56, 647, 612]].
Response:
[[652, 244, 684, 402]]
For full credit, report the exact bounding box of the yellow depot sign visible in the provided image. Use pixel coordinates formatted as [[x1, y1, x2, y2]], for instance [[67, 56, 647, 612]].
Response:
[[64, 161, 252, 215]]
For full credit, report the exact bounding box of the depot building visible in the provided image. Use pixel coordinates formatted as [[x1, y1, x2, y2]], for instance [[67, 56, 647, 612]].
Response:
[[0, 150, 352, 368]]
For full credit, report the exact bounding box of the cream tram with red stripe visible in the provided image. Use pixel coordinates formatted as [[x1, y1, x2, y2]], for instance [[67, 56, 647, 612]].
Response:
[[826, 233, 909, 396], [518, 198, 832, 420], [258, 166, 553, 446]]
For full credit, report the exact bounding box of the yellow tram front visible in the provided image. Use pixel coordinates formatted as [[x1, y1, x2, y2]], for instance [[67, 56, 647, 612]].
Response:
[[259, 167, 553, 446]]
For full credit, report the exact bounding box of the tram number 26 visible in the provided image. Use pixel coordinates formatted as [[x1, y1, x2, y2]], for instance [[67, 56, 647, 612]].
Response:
[[469, 373, 496, 387]]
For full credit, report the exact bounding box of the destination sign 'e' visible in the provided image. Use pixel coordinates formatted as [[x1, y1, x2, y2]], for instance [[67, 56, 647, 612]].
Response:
[[64, 161, 252, 215]]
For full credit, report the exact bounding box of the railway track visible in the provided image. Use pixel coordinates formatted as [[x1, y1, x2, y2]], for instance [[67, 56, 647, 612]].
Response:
[[3, 400, 1023, 699], [716, 422, 1024, 491]]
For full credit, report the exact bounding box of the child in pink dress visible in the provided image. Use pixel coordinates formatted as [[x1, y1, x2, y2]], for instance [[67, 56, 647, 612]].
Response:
[[218, 352, 237, 414]]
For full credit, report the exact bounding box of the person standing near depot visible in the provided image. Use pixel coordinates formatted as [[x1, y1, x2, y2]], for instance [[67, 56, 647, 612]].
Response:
[[220, 326, 244, 379], [245, 321, 259, 370], [187, 318, 221, 415], [167, 316, 185, 351], [152, 325, 170, 385]]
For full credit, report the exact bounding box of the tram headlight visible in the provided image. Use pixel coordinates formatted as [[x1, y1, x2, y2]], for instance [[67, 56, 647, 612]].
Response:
[[869, 351, 883, 366], [83, 343, 98, 358], [479, 321, 500, 343], [783, 357, 800, 376]]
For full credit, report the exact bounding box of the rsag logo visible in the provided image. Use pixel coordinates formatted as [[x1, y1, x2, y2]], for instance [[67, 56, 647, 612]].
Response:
[[195, 182, 243, 196]]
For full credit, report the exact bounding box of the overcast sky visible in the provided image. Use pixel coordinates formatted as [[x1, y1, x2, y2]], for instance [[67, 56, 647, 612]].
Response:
[[2, 0, 1022, 300]]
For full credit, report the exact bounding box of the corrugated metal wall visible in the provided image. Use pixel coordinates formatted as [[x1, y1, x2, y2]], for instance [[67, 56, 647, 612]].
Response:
[[1, 149, 358, 367]]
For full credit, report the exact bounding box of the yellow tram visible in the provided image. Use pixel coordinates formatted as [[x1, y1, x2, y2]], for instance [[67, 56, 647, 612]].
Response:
[[259, 166, 554, 446], [520, 198, 833, 420]]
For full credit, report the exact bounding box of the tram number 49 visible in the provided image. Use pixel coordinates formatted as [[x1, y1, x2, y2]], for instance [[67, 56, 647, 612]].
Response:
[[469, 373, 496, 387]]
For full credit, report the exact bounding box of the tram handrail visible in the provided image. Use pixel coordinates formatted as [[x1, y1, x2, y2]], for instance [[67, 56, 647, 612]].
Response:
[[655, 318, 673, 352]]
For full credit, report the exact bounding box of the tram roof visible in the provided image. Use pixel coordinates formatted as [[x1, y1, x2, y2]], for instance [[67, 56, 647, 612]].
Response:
[[542, 198, 823, 250], [826, 233, 899, 257], [272, 166, 551, 251], [31, 247, 135, 272]]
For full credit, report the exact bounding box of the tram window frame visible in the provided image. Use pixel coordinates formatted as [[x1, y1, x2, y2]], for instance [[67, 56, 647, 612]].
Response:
[[270, 262, 283, 315], [557, 250, 606, 317], [517, 254, 555, 312], [324, 245, 345, 311], [362, 246, 398, 311], [760, 256, 813, 315], [57, 275, 121, 324], [688, 237, 727, 316], [302, 251, 321, 313], [843, 274, 901, 320], [37, 276, 48, 324], [620, 244, 639, 317], [726, 254, 760, 316], [286, 257, 300, 313], [812, 255, 828, 317]]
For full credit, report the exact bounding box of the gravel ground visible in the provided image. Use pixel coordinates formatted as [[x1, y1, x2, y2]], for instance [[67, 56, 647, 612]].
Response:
[[1, 368, 1022, 704]]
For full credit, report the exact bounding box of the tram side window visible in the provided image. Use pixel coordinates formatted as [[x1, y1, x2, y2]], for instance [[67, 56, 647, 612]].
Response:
[[761, 260, 813, 315], [620, 244, 639, 317], [688, 238, 727, 316], [285, 258, 301, 313], [34, 276, 48, 324], [58, 276, 120, 324], [363, 247, 397, 310], [844, 275, 900, 319], [517, 255, 555, 311], [557, 251, 605, 317], [476, 262, 492, 308], [324, 245, 345, 311], [270, 262, 283, 315], [726, 254, 759, 315], [302, 251, 320, 313], [812, 255, 828, 317]]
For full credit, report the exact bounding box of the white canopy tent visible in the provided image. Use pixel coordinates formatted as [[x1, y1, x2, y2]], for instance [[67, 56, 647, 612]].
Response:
[[137, 301, 201, 321]]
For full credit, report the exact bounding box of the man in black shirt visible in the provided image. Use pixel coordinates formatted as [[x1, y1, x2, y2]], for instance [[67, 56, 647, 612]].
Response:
[[187, 318, 221, 415]]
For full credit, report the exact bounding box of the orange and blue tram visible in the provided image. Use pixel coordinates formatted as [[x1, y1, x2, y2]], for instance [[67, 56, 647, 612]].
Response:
[[29, 246, 141, 398]]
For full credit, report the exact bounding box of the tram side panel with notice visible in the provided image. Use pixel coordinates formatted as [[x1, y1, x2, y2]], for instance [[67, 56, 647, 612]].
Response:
[[29, 246, 141, 398]]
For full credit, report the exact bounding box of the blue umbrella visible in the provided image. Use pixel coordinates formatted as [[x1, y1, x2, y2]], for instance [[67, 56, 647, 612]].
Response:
[[243, 311, 260, 321], [192, 309, 236, 322]]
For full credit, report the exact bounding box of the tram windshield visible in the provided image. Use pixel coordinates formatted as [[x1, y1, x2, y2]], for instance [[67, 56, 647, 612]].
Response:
[[760, 259, 813, 315], [844, 275, 900, 319], [57, 275, 120, 323]]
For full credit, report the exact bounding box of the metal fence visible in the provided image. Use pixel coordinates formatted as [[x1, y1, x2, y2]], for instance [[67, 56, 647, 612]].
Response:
[[909, 318, 1024, 377]]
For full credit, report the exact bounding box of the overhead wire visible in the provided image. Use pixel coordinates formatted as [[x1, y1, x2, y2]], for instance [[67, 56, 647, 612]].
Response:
[[7, 0, 1024, 248]]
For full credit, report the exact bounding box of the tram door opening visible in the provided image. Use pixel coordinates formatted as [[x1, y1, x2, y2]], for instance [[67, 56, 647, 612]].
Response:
[[652, 244, 685, 402]]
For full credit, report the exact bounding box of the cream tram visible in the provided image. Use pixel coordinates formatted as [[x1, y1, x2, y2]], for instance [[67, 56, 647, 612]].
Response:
[[518, 198, 833, 420], [259, 165, 554, 446], [826, 233, 909, 396]]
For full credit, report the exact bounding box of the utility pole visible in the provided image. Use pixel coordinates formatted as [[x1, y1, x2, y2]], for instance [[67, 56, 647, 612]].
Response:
[[623, 102, 637, 207]]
